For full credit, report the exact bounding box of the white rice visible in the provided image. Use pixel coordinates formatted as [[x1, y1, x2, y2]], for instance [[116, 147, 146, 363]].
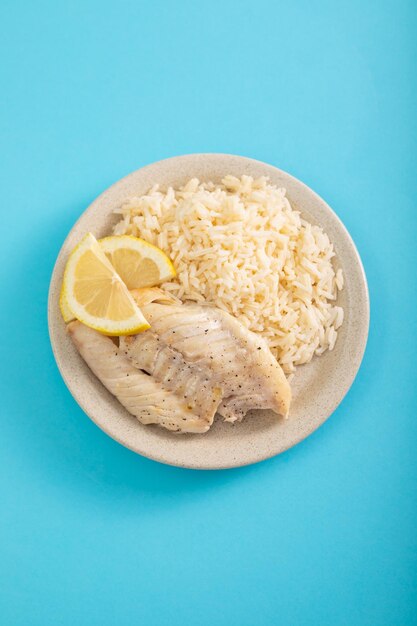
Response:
[[113, 175, 344, 374]]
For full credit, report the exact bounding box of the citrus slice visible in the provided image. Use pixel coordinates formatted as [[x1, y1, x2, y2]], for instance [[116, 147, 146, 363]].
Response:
[[62, 233, 150, 335], [99, 235, 176, 290], [59, 286, 75, 323]]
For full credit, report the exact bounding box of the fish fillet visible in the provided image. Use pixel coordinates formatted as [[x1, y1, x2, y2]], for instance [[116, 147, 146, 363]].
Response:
[[67, 321, 215, 433], [122, 289, 291, 423], [68, 289, 291, 434]]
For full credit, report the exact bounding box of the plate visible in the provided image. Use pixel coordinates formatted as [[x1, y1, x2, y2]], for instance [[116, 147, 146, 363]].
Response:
[[48, 154, 369, 469]]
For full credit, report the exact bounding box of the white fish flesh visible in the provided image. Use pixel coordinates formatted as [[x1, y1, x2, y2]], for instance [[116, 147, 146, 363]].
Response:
[[68, 289, 291, 434]]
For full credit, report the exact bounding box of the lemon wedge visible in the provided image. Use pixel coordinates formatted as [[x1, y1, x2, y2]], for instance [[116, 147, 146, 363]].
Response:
[[62, 233, 150, 335], [99, 235, 176, 290]]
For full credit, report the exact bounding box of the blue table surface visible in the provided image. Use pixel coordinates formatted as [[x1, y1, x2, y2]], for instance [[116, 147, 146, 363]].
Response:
[[1, 1, 416, 625]]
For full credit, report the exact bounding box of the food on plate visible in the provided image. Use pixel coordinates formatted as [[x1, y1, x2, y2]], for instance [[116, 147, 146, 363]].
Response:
[[68, 287, 290, 433], [99, 235, 176, 289], [60, 234, 176, 324], [61, 174, 344, 434], [68, 320, 210, 434], [61, 233, 150, 335], [124, 288, 290, 422], [114, 175, 344, 373], [60, 290, 75, 323]]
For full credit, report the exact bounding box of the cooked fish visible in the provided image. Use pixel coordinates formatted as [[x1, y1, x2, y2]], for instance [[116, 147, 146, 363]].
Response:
[[122, 289, 291, 424], [68, 289, 291, 434], [67, 321, 216, 433]]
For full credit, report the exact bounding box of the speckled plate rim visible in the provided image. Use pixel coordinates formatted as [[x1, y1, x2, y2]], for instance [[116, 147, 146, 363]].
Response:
[[48, 154, 370, 470]]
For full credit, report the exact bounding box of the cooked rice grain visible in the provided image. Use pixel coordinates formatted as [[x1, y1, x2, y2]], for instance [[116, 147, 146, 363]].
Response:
[[113, 175, 344, 373]]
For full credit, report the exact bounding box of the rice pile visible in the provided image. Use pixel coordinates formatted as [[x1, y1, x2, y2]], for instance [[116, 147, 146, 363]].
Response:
[[113, 175, 344, 374]]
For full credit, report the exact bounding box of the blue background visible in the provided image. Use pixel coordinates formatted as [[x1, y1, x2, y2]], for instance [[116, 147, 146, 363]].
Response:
[[1, 1, 416, 625]]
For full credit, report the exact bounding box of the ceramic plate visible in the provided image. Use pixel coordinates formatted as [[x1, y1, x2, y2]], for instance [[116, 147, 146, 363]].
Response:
[[48, 154, 369, 469]]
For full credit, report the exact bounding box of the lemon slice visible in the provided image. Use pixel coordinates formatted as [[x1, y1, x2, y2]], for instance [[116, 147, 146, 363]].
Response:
[[62, 233, 150, 335], [99, 235, 176, 290], [59, 286, 75, 323]]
